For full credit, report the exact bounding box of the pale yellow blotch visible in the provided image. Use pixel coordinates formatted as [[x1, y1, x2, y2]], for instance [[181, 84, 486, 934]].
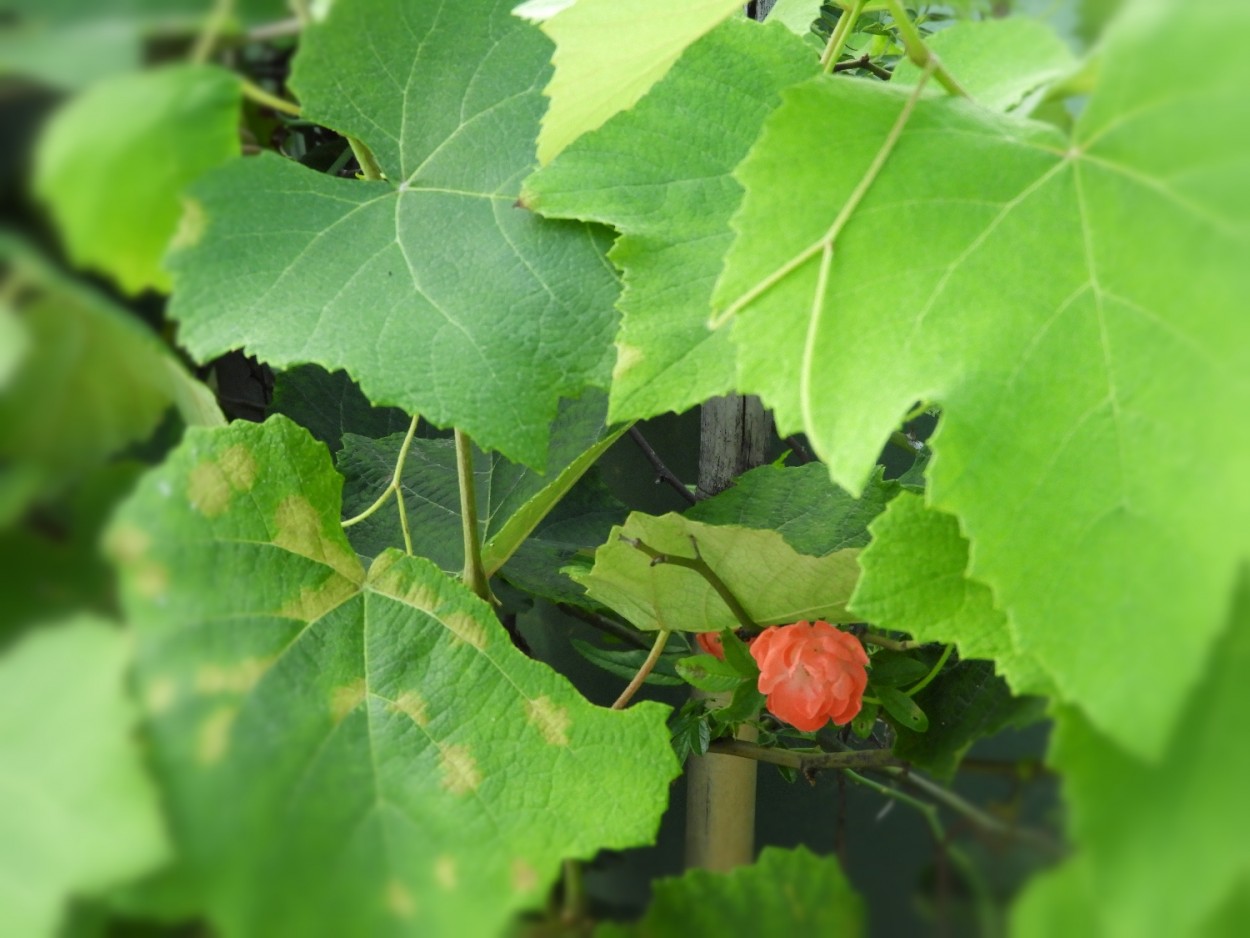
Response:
[[612, 342, 644, 380], [367, 555, 440, 612], [171, 196, 207, 250], [385, 879, 416, 920], [133, 562, 169, 599], [434, 855, 457, 890], [197, 706, 237, 765], [438, 743, 482, 795], [389, 690, 429, 728], [217, 443, 258, 492], [195, 657, 272, 695], [278, 576, 359, 622], [511, 859, 539, 894], [187, 460, 233, 517], [440, 609, 487, 650], [105, 523, 150, 564], [145, 677, 176, 715], [330, 678, 367, 722], [525, 695, 571, 747], [273, 495, 362, 583]]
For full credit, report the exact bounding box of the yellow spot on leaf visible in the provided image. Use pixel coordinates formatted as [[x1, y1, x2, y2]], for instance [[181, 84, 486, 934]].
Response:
[[195, 657, 272, 695], [438, 744, 481, 795], [386, 879, 415, 919], [278, 576, 359, 622], [613, 342, 644, 379], [525, 695, 571, 747], [434, 855, 457, 890], [198, 706, 236, 765], [441, 609, 487, 650], [273, 495, 362, 583], [133, 562, 169, 599], [172, 196, 206, 250], [217, 443, 258, 491], [367, 553, 440, 612], [188, 461, 233, 517], [105, 523, 150, 564], [389, 690, 429, 727], [145, 677, 176, 714], [330, 678, 367, 722], [512, 859, 539, 894]]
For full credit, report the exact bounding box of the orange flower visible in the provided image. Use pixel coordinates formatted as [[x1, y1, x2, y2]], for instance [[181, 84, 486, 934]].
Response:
[[695, 631, 726, 659], [750, 620, 868, 731]]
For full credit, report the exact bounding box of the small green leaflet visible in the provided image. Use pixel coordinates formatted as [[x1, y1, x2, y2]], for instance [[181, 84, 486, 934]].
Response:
[[34, 64, 241, 294], [891, 17, 1075, 113], [765, 0, 824, 36], [851, 492, 1054, 697], [575, 512, 861, 632], [525, 18, 818, 422], [0, 617, 168, 937], [0, 236, 222, 503], [168, 0, 620, 468], [516, 0, 745, 164], [713, 0, 1250, 757], [1013, 573, 1250, 938], [105, 416, 678, 936], [596, 845, 863, 937]]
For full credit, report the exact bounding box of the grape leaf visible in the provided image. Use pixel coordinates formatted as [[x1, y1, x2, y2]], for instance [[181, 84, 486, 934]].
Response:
[[892, 17, 1076, 113], [34, 64, 241, 294], [0, 0, 287, 89], [686, 463, 898, 555], [851, 492, 1054, 697], [270, 365, 411, 456], [596, 845, 863, 937], [168, 0, 620, 468], [1014, 572, 1250, 937], [0, 617, 168, 936], [524, 18, 818, 422], [575, 512, 862, 632], [516, 0, 746, 165], [104, 416, 678, 936], [766, 0, 824, 36], [338, 391, 626, 578], [713, 1, 1250, 756], [0, 236, 222, 503]]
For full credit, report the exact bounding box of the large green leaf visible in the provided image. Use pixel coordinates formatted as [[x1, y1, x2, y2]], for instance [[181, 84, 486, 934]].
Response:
[[0, 617, 168, 936], [0, 236, 222, 503], [850, 492, 1053, 697], [686, 462, 898, 555], [596, 845, 863, 937], [34, 64, 241, 294], [891, 17, 1075, 113], [0, 0, 288, 88], [1014, 572, 1250, 937], [712, 0, 1250, 756], [104, 416, 677, 936], [575, 512, 862, 632], [523, 18, 818, 421], [338, 391, 626, 577], [515, 0, 745, 164], [168, 0, 620, 468]]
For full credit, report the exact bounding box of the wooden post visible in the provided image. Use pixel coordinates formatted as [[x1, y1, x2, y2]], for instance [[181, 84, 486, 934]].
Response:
[[684, 395, 772, 870]]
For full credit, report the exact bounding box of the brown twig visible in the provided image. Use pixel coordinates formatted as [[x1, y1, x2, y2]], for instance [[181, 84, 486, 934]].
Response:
[[628, 426, 697, 505]]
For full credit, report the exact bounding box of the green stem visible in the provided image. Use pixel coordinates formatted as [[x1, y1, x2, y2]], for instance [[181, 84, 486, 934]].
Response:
[[621, 535, 757, 632], [560, 859, 585, 925], [455, 429, 490, 601], [820, 0, 867, 73], [190, 0, 234, 64], [905, 643, 952, 697], [709, 739, 902, 772], [348, 137, 386, 181], [341, 415, 419, 529], [612, 630, 670, 709], [239, 78, 301, 117], [861, 632, 928, 652], [883, 0, 968, 97], [713, 57, 937, 328]]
